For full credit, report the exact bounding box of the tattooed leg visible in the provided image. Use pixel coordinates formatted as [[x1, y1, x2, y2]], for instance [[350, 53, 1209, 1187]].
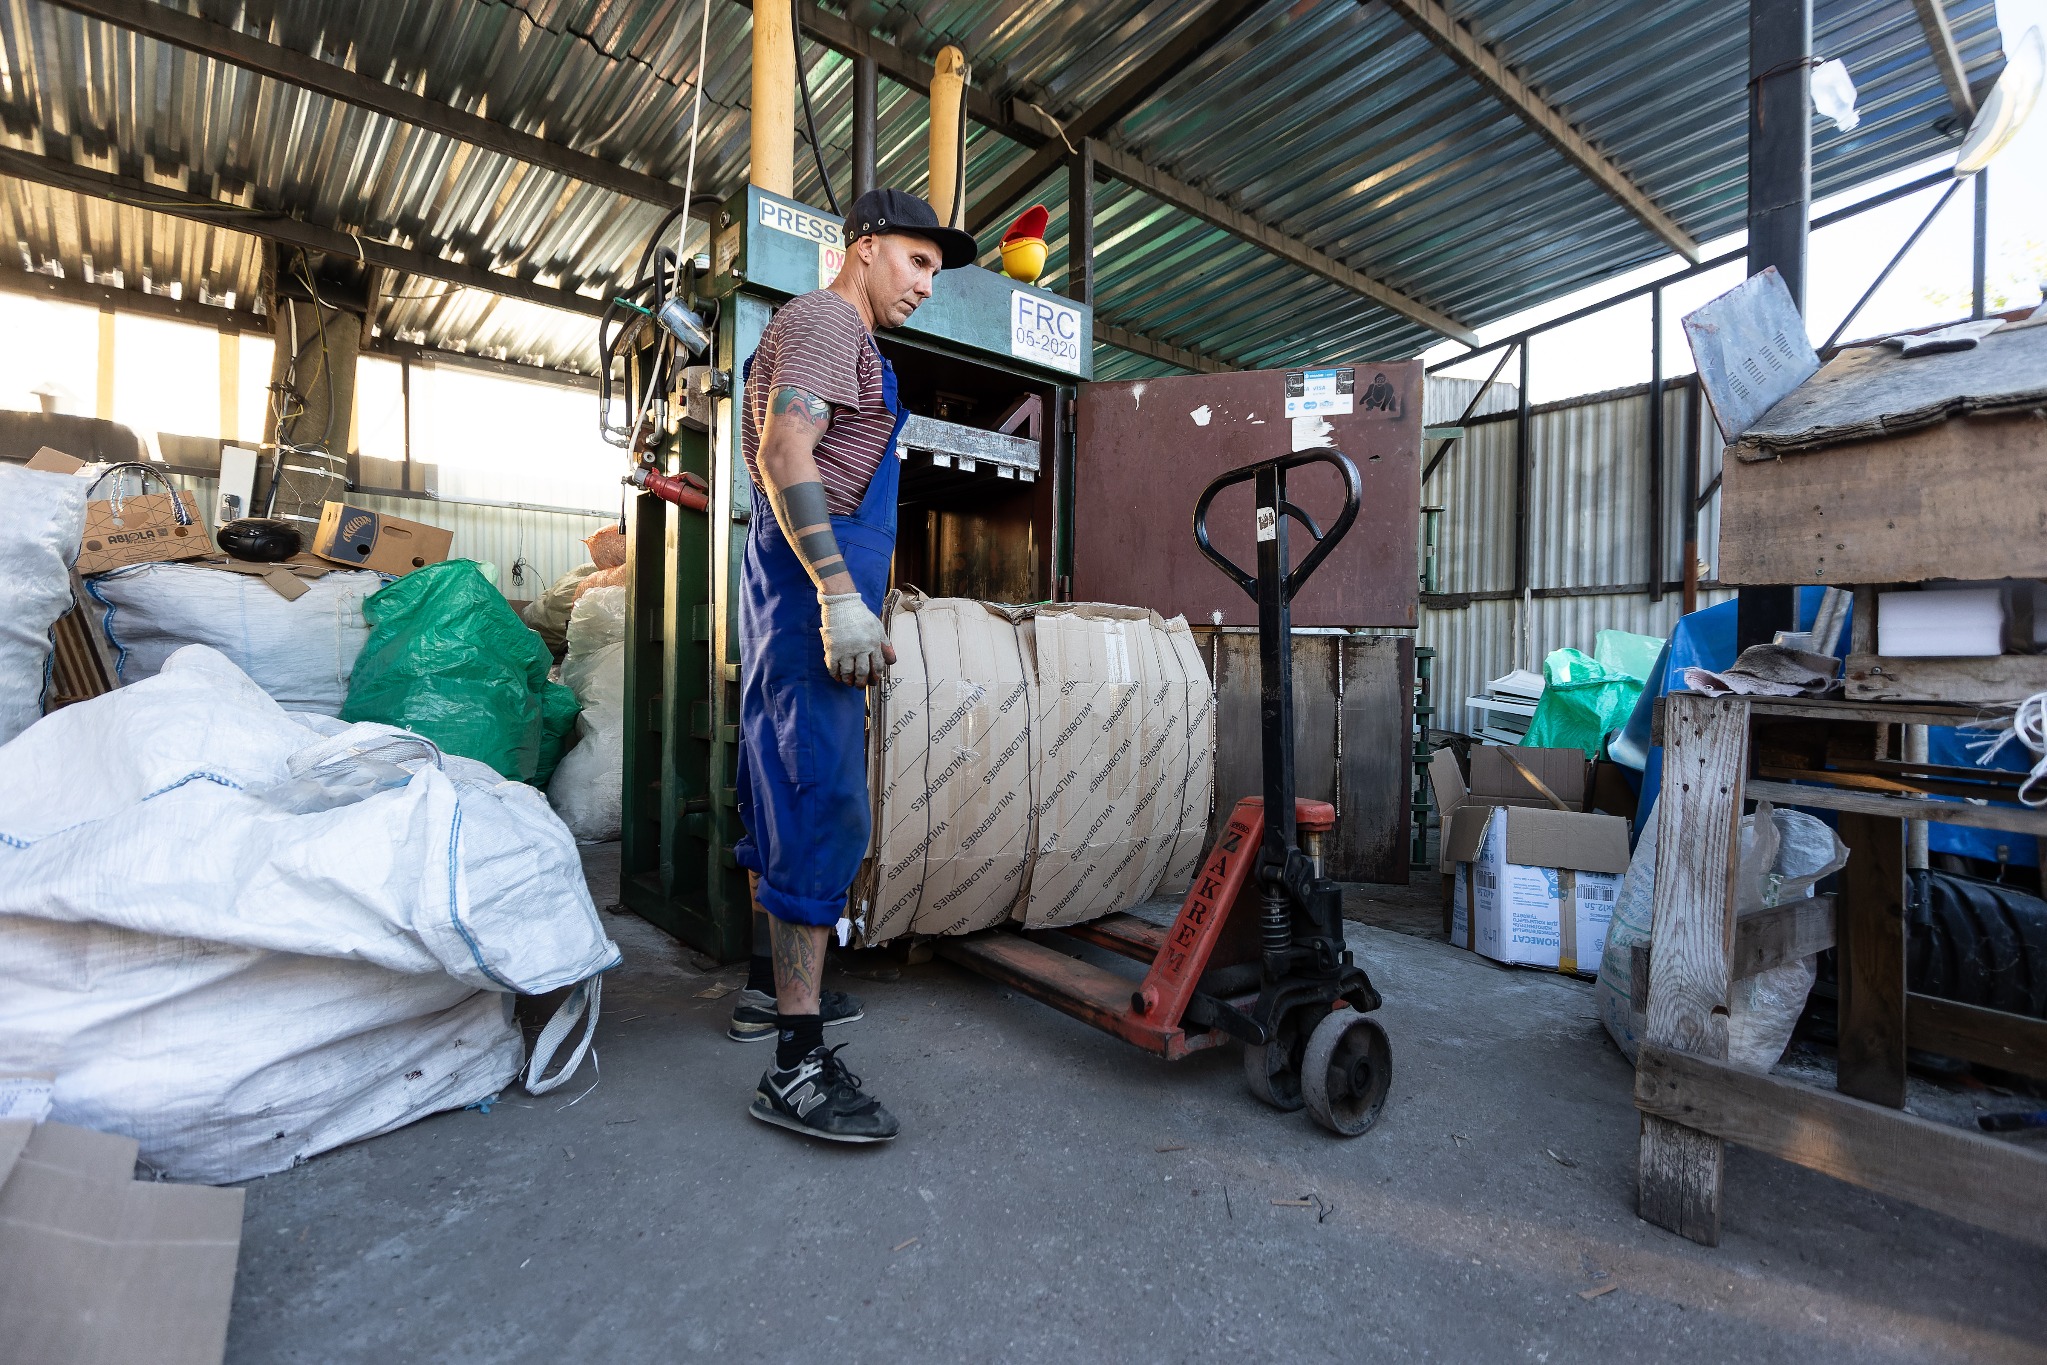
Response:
[[768, 914, 828, 1016]]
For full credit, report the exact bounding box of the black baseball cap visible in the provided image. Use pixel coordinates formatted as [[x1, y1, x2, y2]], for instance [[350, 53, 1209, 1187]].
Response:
[[843, 188, 978, 270]]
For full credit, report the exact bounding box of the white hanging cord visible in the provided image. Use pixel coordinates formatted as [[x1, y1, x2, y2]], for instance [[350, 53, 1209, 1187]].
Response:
[[674, 0, 714, 295], [1961, 691, 2047, 808]]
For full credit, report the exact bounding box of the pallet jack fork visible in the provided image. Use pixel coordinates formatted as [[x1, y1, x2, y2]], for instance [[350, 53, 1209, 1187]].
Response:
[[940, 447, 1393, 1136]]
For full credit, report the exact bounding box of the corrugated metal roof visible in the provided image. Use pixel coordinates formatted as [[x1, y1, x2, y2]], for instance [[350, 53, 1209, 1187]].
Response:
[[0, 0, 2008, 377]]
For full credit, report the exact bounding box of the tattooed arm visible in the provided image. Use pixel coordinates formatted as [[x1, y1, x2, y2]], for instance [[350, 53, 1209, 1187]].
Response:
[[756, 384, 855, 595], [755, 381, 897, 684]]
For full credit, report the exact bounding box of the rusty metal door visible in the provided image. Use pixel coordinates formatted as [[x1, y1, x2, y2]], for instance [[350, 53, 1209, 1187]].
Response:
[[1072, 363, 1421, 628], [1195, 629, 1414, 885]]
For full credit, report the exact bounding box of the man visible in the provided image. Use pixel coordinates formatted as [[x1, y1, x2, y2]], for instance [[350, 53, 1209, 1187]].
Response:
[[731, 188, 976, 1144]]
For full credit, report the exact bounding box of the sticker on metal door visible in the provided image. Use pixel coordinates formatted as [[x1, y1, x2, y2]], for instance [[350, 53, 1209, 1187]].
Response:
[[1284, 367, 1355, 418], [1009, 291, 1085, 374]]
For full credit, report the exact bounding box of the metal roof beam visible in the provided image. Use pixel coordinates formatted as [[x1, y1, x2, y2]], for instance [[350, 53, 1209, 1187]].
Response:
[[965, 0, 1268, 236], [1375, 0, 1701, 263], [1094, 320, 1229, 374], [1910, 0, 1977, 121], [0, 146, 608, 318], [41, 0, 687, 208], [1091, 141, 1480, 346]]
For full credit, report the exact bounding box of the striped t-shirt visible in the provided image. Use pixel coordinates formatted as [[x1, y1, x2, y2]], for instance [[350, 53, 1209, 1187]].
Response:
[[741, 290, 894, 517]]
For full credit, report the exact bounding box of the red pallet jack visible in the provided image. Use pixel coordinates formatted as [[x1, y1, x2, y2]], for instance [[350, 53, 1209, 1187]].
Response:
[[939, 448, 1392, 1135]]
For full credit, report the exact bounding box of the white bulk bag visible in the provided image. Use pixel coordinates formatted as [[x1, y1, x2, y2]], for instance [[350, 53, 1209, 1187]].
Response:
[[0, 645, 620, 1182], [85, 560, 382, 714], [0, 463, 88, 743], [547, 585, 626, 841]]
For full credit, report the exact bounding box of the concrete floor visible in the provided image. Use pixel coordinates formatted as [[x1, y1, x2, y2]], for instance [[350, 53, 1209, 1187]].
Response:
[[225, 846, 2047, 1363]]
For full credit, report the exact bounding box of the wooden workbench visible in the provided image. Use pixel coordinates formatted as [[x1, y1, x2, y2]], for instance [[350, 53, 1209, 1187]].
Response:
[[1634, 691, 2047, 1247]]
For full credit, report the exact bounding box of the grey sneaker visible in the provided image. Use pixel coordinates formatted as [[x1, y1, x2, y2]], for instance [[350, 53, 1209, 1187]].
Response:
[[725, 987, 865, 1042], [749, 1045, 900, 1144]]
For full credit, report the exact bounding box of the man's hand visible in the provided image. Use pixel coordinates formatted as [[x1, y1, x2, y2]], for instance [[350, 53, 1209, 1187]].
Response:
[[819, 592, 895, 686]]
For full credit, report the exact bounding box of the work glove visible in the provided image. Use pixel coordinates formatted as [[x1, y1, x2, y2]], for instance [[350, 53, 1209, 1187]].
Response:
[[818, 591, 893, 686]]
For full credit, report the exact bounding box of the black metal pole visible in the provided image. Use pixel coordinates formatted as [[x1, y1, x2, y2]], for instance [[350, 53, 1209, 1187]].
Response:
[[1067, 138, 1095, 306], [850, 54, 877, 201], [1648, 287, 1665, 603], [1972, 168, 1989, 320], [1823, 178, 1964, 349], [1738, 0, 1812, 652], [1255, 463, 1297, 902], [1513, 341, 1531, 599], [1681, 376, 1703, 615]]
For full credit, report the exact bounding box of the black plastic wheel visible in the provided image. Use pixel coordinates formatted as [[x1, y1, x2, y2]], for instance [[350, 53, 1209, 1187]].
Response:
[[1301, 1010, 1391, 1137], [1242, 1007, 1313, 1111]]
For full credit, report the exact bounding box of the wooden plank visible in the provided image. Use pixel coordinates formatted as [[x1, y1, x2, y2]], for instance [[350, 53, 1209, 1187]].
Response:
[[1632, 895, 1835, 1003], [1718, 415, 2047, 585], [1747, 695, 1994, 729], [1836, 813, 1908, 1107], [1907, 993, 2047, 1081], [48, 0, 689, 207], [1378, 0, 1699, 262], [1635, 1044, 2047, 1247], [1844, 651, 2047, 706], [1757, 762, 2022, 802], [1731, 894, 1835, 979], [1636, 692, 1748, 1246], [1747, 779, 2047, 837], [1090, 142, 1478, 344]]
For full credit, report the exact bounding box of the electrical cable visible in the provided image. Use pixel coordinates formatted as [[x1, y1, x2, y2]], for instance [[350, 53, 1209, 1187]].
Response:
[[792, 0, 840, 215]]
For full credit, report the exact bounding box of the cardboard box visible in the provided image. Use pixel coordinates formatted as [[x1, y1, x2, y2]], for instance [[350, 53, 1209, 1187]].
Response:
[[855, 595, 1213, 946], [310, 501, 452, 576], [0, 1121, 244, 1365], [1467, 744, 1588, 810], [57, 451, 214, 576], [1443, 803, 1629, 975]]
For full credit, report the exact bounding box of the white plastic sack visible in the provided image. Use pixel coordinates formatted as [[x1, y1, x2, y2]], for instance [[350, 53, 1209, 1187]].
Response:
[[86, 560, 382, 714], [0, 645, 620, 1182], [0, 463, 88, 744], [1597, 802, 1848, 1070], [547, 586, 626, 841]]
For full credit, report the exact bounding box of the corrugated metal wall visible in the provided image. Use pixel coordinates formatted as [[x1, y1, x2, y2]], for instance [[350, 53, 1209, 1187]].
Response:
[[166, 474, 608, 602], [1414, 377, 1734, 738]]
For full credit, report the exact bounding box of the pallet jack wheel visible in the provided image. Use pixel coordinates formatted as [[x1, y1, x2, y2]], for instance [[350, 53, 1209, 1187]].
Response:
[[1301, 1010, 1391, 1137], [1241, 1007, 1313, 1111]]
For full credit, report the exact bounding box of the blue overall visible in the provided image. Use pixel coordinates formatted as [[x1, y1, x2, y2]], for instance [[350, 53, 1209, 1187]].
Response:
[[733, 343, 907, 926]]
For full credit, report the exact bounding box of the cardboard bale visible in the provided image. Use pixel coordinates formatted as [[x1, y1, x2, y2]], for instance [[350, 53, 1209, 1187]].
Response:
[[855, 596, 1213, 945], [860, 596, 937, 945], [310, 500, 453, 576], [905, 598, 1035, 938], [1443, 803, 1629, 975], [1020, 606, 1152, 928]]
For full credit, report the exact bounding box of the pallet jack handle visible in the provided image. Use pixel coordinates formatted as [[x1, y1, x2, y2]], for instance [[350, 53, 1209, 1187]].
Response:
[[1191, 447, 1362, 956]]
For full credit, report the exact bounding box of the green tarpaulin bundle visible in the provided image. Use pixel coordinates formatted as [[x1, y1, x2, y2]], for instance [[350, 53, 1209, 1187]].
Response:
[[342, 559, 580, 784], [1521, 628, 1664, 759]]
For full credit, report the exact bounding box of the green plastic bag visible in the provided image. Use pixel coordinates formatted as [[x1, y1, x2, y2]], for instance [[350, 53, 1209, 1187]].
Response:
[[342, 560, 581, 784], [1521, 630, 1663, 758]]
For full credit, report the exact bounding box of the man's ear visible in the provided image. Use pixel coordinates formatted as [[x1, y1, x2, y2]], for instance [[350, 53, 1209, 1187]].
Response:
[[853, 234, 880, 266]]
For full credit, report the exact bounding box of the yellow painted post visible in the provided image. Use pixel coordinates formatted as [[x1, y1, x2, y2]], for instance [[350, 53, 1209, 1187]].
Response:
[[95, 306, 115, 420], [750, 1, 795, 195], [219, 328, 240, 441], [928, 46, 970, 229]]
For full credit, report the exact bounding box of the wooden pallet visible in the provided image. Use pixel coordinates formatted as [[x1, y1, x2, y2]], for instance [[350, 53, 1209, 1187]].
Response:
[[1636, 693, 2047, 1248]]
